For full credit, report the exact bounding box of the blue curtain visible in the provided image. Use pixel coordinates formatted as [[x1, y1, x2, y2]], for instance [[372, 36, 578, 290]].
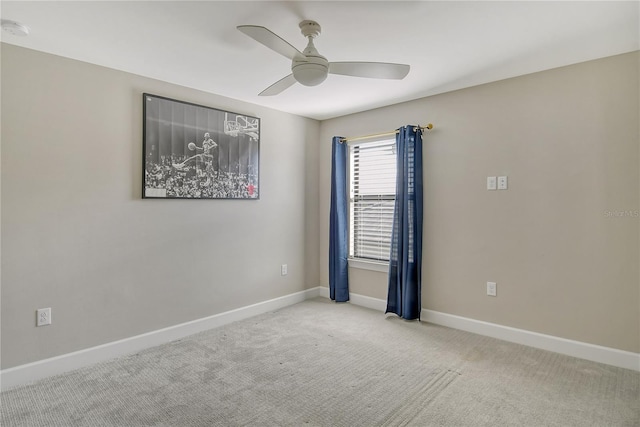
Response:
[[386, 126, 424, 320], [329, 136, 349, 302]]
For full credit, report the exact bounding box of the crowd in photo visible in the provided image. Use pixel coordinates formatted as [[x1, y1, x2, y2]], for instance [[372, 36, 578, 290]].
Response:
[[145, 156, 258, 199]]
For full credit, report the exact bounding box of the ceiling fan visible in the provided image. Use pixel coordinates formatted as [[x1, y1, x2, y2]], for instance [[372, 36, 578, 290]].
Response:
[[237, 20, 410, 96]]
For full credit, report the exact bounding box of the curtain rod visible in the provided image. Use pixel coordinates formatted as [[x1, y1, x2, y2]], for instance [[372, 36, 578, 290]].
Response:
[[340, 123, 433, 144]]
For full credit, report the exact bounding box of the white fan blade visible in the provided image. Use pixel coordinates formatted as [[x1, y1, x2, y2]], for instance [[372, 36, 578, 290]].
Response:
[[328, 62, 410, 79], [259, 74, 297, 96], [237, 25, 303, 60]]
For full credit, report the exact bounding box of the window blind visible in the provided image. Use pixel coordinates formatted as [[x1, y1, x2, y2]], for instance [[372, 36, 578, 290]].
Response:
[[349, 138, 396, 262]]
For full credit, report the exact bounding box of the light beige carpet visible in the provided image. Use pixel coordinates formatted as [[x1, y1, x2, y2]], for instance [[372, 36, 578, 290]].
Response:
[[1, 298, 638, 426]]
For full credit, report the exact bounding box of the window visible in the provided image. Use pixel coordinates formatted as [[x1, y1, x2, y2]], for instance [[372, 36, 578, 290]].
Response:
[[348, 138, 396, 263]]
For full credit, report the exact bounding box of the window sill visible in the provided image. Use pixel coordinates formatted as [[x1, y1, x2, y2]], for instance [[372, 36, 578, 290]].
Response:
[[348, 258, 389, 273]]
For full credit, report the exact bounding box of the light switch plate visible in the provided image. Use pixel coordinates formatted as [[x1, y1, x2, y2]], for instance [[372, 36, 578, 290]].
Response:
[[487, 176, 497, 190], [487, 282, 497, 297]]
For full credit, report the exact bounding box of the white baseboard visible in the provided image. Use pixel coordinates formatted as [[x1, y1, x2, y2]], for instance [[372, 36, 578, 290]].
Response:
[[318, 286, 387, 311], [319, 286, 329, 298], [318, 287, 640, 372], [3, 286, 637, 391], [421, 309, 640, 372], [1, 287, 321, 391]]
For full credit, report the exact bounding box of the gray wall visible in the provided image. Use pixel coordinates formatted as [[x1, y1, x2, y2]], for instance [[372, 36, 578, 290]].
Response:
[[2, 44, 638, 370], [319, 52, 639, 353], [1, 44, 320, 368]]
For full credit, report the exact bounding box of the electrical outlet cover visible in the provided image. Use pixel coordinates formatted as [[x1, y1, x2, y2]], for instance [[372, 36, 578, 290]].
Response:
[[37, 308, 51, 326]]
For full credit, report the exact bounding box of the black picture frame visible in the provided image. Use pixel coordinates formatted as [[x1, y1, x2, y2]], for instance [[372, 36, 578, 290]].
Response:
[[142, 93, 260, 199]]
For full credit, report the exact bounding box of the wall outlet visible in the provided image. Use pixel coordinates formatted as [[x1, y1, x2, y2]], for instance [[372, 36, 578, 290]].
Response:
[[487, 282, 497, 297], [281, 264, 288, 276], [36, 308, 51, 326]]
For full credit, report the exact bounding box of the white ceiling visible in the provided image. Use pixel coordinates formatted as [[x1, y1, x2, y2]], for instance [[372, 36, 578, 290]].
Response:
[[1, 1, 638, 120]]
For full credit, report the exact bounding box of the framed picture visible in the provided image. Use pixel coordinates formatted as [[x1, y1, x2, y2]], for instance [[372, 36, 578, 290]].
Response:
[[142, 93, 260, 199]]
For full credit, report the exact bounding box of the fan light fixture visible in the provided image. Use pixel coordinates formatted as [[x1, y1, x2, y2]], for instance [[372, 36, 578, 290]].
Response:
[[237, 19, 410, 96], [292, 62, 328, 86], [291, 22, 328, 86]]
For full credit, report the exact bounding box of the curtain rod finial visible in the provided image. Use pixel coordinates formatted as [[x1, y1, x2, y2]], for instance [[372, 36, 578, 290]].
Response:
[[426, 123, 433, 130]]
